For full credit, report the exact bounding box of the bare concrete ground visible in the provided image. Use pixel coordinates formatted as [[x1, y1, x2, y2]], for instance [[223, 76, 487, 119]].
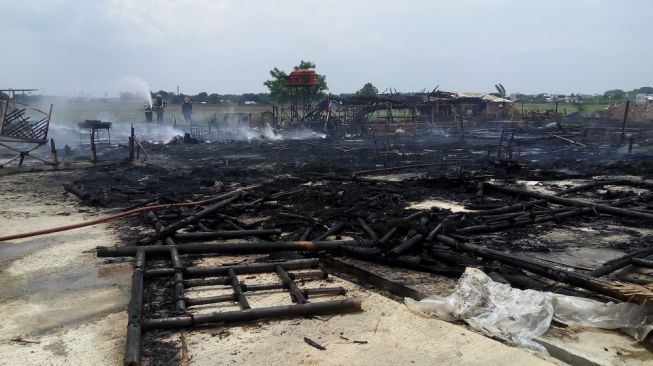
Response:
[[0, 170, 559, 366], [0, 171, 130, 365]]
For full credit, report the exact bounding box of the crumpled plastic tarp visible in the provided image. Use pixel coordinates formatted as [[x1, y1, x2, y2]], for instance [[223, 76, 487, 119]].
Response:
[[405, 267, 653, 352]]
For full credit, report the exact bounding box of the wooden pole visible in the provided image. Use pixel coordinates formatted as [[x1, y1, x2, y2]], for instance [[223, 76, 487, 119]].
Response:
[[124, 249, 145, 366], [97, 240, 363, 258], [90, 129, 97, 162], [621, 100, 630, 144], [129, 126, 135, 161], [50, 138, 58, 165], [486, 183, 653, 221], [435, 234, 647, 303]]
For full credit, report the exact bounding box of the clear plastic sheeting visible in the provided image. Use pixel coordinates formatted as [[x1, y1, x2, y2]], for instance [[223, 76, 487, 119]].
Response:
[[405, 268, 653, 352], [553, 295, 653, 342]]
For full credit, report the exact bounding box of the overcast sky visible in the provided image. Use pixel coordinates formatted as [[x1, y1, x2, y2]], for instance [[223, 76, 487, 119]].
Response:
[[1, 0, 651, 97]]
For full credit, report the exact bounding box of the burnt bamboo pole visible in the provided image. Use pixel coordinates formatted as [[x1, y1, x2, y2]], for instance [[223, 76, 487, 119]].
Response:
[[389, 233, 424, 256], [621, 100, 630, 144], [182, 271, 326, 289], [124, 249, 145, 366], [98, 240, 363, 258], [300, 227, 313, 241], [170, 247, 186, 311], [185, 285, 341, 306], [275, 265, 307, 304], [138, 192, 244, 245], [458, 207, 593, 234], [589, 247, 653, 277], [434, 234, 645, 303], [557, 179, 626, 196], [378, 227, 397, 244], [142, 298, 362, 329], [486, 183, 653, 221], [478, 206, 574, 223], [173, 229, 282, 241], [632, 257, 653, 269], [314, 222, 345, 241], [228, 268, 251, 310], [357, 218, 378, 241], [147, 258, 320, 278], [50, 138, 58, 165], [464, 199, 548, 217]]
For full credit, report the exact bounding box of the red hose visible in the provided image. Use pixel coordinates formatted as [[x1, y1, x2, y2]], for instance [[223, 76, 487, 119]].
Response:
[[0, 187, 253, 242]]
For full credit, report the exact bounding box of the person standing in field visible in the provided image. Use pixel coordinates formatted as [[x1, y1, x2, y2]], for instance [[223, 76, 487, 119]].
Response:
[[153, 94, 166, 123], [182, 97, 193, 123]]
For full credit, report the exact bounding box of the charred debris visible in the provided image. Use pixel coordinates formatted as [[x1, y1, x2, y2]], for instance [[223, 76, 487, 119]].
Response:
[[7, 92, 653, 365]]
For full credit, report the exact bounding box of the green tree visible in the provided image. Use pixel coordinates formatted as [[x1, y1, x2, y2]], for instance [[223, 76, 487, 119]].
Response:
[[356, 83, 378, 97], [263, 60, 328, 103], [532, 94, 547, 103], [633, 86, 653, 94], [603, 89, 625, 101], [207, 93, 221, 104]]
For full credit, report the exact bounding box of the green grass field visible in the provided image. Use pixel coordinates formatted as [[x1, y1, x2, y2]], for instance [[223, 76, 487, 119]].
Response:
[[515, 102, 609, 115]]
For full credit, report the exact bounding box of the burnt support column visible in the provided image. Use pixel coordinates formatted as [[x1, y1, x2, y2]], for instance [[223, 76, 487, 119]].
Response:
[[50, 138, 58, 165], [124, 249, 145, 366], [621, 100, 630, 145]]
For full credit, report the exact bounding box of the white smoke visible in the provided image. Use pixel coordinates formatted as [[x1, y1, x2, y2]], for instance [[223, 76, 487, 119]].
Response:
[[120, 77, 152, 107]]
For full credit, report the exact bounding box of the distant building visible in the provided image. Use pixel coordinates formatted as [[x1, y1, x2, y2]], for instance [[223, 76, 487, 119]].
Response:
[[635, 94, 653, 104], [509, 93, 525, 101]]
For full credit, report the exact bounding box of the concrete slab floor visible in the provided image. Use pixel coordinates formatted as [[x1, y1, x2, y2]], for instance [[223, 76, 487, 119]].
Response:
[[0, 171, 647, 366]]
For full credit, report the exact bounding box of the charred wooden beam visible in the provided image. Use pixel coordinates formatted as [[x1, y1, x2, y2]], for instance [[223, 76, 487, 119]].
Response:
[[357, 218, 378, 241], [632, 257, 653, 269], [174, 229, 282, 241], [98, 240, 364, 258], [142, 298, 362, 329], [228, 268, 250, 310], [389, 233, 424, 256], [137, 189, 247, 245], [124, 249, 145, 366], [435, 234, 648, 303], [150, 258, 319, 278], [314, 222, 345, 241], [458, 207, 593, 234], [590, 247, 653, 277], [321, 255, 427, 300], [557, 179, 626, 196], [486, 183, 653, 221], [464, 199, 548, 217], [276, 265, 307, 304]]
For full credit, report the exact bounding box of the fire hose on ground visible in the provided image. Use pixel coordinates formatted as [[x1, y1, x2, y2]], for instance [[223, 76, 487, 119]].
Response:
[[0, 187, 255, 242]]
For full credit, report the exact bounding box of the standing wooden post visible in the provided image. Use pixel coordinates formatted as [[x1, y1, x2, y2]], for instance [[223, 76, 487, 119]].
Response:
[[90, 129, 97, 162], [50, 138, 58, 165], [620, 100, 630, 145], [129, 125, 135, 161]]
